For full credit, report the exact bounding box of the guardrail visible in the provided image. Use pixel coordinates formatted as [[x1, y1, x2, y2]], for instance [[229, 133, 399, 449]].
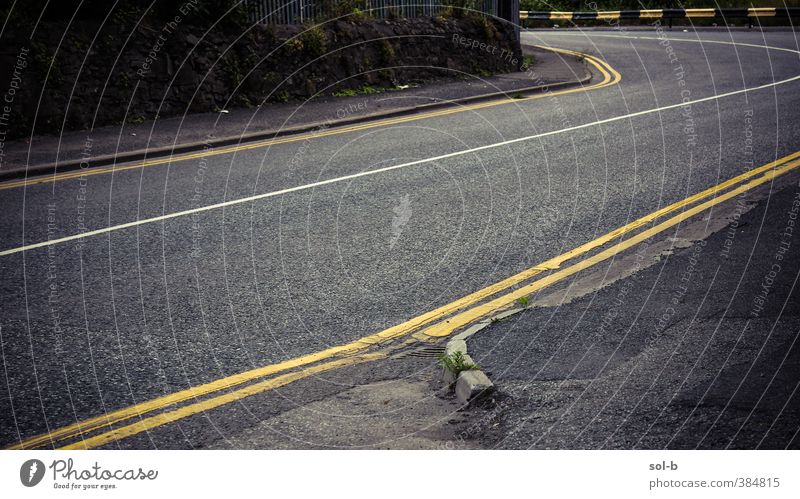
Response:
[[521, 8, 800, 28]]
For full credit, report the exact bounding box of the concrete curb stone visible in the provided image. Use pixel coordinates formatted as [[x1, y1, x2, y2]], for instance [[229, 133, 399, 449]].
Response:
[[439, 305, 530, 403]]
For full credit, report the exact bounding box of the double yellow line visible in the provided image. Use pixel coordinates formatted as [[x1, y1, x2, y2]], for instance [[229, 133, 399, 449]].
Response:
[[0, 48, 620, 449], [0, 48, 618, 192], [9, 149, 800, 450]]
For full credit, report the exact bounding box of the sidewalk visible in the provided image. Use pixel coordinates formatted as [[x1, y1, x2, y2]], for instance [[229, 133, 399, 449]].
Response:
[[0, 45, 589, 180]]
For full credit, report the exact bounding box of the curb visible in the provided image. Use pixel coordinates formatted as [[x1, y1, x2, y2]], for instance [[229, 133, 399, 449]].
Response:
[[440, 305, 529, 405], [0, 65, 591, 183]]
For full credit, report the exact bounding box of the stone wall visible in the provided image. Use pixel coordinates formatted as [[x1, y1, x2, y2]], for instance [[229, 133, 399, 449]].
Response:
[[0, 15, 519, 139]]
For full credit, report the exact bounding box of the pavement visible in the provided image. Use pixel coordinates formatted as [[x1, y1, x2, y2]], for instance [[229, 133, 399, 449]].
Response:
[[1, 28, 800, 449]]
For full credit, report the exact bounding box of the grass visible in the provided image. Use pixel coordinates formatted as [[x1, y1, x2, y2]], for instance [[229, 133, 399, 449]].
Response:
[[378, 39, 395, 65], [299, 25, 327, 57], [125, 115, 145, 125], [333, 84, 383, 97], [438, 351, 480, 379], [350, 7, 367, 22], [522, 54, 535, 71]]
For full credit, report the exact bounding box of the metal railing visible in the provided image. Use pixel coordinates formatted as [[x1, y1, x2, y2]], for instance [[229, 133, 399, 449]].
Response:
[[521, 7, 800, 24], [244, 0, 499, 24]]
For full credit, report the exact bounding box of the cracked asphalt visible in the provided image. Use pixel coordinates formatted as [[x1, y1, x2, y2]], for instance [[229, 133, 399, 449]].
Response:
[[468, 173, 800, 449]]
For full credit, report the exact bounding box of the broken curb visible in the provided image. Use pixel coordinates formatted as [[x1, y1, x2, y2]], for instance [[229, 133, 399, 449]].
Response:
[[455, 370, 494, 405], [439, 305, 532, 403]]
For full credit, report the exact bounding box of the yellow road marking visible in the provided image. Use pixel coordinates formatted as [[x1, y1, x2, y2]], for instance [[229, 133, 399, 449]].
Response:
[[416, 158, 800, 339], [5, 342, 381, 450], [0, 48, 618, 192], [8, 150, 800, 450], [67, 156, 800, 449], [61, 353, 385, 450]]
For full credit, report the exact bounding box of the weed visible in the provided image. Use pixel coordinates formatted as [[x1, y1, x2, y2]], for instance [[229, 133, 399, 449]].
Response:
[[126, 115, 145, 125], [31, 40, 63, 85], [511, 91, 524, 99], [522, 54, 535, 70], [438, 351, 480, 379], [300, 25, 327, 57], [333, 88, 358, 97], [351, 8, 366, 22], [333, 84, 383, 97], [516, 296, 530, 308], [285, 38, 304, 53], [442, 0, 476, 19], [238, 94, 254, 108], [471, 14, 497, 40], [359, 84, 381, 94], [221, 54, 244, 86], [378, 39, 395, 65], [119, 71, 131, 89]]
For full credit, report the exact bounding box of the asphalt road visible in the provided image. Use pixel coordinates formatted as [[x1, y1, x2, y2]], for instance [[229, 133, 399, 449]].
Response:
[[469, 172, 800, 449], [1, 28, 799, 449]]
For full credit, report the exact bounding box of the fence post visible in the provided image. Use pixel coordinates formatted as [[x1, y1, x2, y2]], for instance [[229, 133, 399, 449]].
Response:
[[498, 0, 521, 68]]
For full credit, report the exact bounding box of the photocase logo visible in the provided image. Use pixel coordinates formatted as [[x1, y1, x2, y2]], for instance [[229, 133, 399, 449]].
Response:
[[20, 459, 45, 487]]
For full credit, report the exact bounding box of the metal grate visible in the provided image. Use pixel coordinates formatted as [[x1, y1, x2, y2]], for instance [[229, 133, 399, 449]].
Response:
[[392, 345, 445, 359]]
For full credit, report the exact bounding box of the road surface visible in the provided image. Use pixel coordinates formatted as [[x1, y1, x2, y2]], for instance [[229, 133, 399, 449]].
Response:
[[1, 28, 799, 449]]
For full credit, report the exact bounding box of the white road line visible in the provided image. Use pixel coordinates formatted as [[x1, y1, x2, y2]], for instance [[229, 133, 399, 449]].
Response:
[[522, 30, 800, 49], [525, 32, 800, 56], [2, 39, 799, 258]]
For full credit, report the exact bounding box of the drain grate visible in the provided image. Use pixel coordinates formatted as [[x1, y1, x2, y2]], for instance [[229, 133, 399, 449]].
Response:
[[392, 345, 445, 359]]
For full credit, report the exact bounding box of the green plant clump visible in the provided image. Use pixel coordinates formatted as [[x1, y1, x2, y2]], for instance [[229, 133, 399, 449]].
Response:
[[333, 84, 383, 97], [285, 37, 304, 52], [471, 14, 497, 40], [351, 7, 367, 22], [522, 54, 535, 70], [442, 0, 478, 19], [438, 351, 480, 379], [126, 115, 146, 125], [378, 39, 395, 65], [299, 25, 327, 57]]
